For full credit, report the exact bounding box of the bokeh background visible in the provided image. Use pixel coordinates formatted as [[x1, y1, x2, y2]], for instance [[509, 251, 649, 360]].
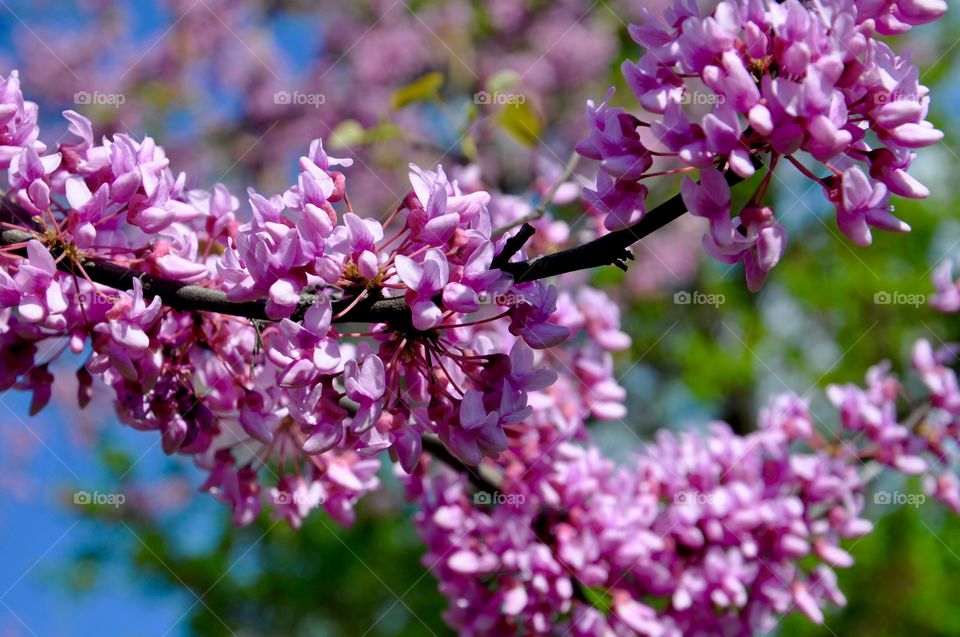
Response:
[[1, 0, 960, 635]]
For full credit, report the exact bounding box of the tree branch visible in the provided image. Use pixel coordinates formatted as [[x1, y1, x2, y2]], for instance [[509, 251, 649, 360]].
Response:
[[0, 200, 410, 325], [499, 170, 745, 284], [421, 435, 503, 493], [0, 169, 739, 323], [491, 151, 581, 240], [491, 222, 536, 269]]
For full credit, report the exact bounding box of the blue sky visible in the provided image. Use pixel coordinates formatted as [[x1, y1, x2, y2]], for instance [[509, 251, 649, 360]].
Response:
[[0, 390, 192, 637]]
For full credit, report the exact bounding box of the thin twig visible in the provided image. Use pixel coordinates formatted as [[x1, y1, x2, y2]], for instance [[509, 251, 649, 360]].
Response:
[[499, 170, 745, 284], [421, 435, 503, 492], [491, 151, 581, 239]]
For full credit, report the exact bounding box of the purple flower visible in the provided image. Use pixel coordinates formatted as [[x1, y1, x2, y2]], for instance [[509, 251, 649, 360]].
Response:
[[931, 260, 960, 313], [152, 229, 209, 284], [912, 339, 960, 414], [202, 452, 262, 527], [340, 212, 383, 279], [575, 288, 631, 351], [9, 146, 59, 215], [583, 170, 647, 231], [621, 55, 684, 114], [345, 353, 386, 434], [65, 176, 110, 248], [395, 248, 449, 330], [652, 101, 709, 167], [407, 164, 461, 244], [10, 240, 67, 326], [507, 342, 557, 393], [681, 167, 733, 247], [830, 167, 906, 247], [267, 299, 341, 388], [862, 0, 948, 34], [443, 389, 507, 465], [703, 206, 787, 292], [508, 281, 570, 349], [98, 278, 161, 351], [703, 50, 761, 113], [702, 103, 754, 178], [868, 148, 929, 199], [270, 475, 326, 530], [579, 0, 944, 288], [576, 89, 652, 181], [443, 240, 503, 313], [0, 71, 44, 168]]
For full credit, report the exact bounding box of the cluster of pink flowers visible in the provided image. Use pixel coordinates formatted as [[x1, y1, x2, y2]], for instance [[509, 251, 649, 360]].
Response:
[[395, 239, 960, 634], [0, 67, 633, 529], [10, 0, 631, 213], [408, 335, 960, 635], [579, 0, 945, 290]]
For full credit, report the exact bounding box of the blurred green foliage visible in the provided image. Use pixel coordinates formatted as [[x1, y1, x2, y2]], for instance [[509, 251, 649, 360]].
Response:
[[783, 505, 960, 637], [125, 508, 449, 636]]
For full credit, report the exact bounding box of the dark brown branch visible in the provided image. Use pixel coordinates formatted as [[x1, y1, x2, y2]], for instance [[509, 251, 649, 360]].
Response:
[[0, 202, 410, 325], [492, 222, 536, 269], [0, 169, 740, 324], [499, 170, 745, 284], [421, 435, 503, 492]]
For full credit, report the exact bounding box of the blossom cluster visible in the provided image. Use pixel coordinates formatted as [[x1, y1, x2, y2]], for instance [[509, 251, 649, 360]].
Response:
[[579, 0, 946, 291], [0, 67, 633, 529], [408, 337, 960, 636], [10, 0, 628, 213], [396, 244, 960, 634]]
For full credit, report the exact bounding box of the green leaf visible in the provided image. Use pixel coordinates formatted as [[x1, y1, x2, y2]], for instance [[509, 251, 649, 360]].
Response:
[[486, 69, 521, 93], [328, 120, 401, 149], [498, 100, 541, 147], [582, 586, 613, 614], [461, 135, 478, 162], [101, 447, 133, 477], [391, 72, 445, 110], [364, 121, 402, 143], [328, 120, 366, 149]]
